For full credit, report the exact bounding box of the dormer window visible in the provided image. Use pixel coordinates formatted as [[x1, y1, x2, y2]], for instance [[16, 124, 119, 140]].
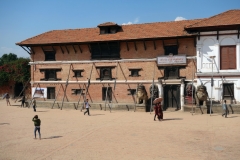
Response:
[[98, 22, 121, 35]]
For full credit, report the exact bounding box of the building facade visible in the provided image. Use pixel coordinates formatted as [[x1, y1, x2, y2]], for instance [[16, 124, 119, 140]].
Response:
[[17, 10, 240, 111], [186, 9, 240, 104]]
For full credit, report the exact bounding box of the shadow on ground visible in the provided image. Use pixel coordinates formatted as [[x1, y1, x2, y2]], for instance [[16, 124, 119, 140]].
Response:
[[0, 123, 10, 125], [162, 118, 183, 121], [42, 136, 63, 139]]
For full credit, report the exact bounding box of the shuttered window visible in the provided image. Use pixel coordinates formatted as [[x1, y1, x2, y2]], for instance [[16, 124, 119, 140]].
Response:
[[220, 46, 236, 70]]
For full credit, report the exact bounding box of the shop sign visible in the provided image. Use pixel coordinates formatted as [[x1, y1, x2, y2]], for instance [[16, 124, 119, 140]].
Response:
[[157, 55, 186, 66]]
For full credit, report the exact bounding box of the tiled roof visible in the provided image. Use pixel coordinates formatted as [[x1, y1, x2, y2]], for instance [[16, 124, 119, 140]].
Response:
[[186, 9, 240, 29], [16, 19, 202, 46], [97, 22, 118, 27]]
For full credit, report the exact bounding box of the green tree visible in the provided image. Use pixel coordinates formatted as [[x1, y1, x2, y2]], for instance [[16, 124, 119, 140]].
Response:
[[0, 53, 30, 86], [0, 53, 18, 65]]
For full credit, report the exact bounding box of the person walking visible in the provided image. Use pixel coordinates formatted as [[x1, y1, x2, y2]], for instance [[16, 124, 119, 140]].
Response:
[[154, 102, 161, 121], [84, 99, 91, 116], [222, 100, 228, 118], [5, 93, 11, 106], [32, 115, 41, 140], [21, 95, 26, 107], [32, 98, 36, 112]]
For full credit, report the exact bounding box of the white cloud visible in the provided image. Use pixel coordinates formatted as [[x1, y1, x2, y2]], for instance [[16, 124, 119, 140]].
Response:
[[0, 46, 29, 58], [122, 17, 139, 25], [175, 16, 187, 21]]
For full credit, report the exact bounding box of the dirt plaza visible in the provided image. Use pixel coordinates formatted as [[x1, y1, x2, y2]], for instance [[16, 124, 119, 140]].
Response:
[[0, 100, 240, 160]]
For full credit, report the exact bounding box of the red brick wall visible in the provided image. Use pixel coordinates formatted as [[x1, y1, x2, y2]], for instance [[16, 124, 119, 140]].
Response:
[[31, 37, 197, 102]]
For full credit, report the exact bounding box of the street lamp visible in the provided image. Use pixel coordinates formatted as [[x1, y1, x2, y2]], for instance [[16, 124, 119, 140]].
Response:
[[209, 56, 216, 116]]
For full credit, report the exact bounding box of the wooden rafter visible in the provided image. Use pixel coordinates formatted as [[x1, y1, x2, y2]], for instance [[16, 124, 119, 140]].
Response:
[[143, 40, 146, 50], [88, 44, 91, 53], [72, 45, 77, 53], [21, 46, 31, 54], [134, 41, 137, 51], [78, 44, 82, 53], [153, 40, 156, 50], [65, 45, 69, 54], [60, 45, 64, 54], [126, 42, 129, 51], [30, 47, 35, 54]]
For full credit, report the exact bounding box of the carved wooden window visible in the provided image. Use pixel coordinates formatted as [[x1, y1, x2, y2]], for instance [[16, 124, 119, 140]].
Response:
[[40, 69, 61, 81], [47, 87, 55, 99], [127, 89, 136, 95], [129, 69, 141, 77], [164, 45, 178, 55], [220, 46, 236, 70], [102, 87, 112, 101], [97, 67, 114, 80], [72, 89, 85, 95], [90, 42, 120, 59], [223, 83, 234, 99], [73, 70, 84, 77], [44, 51, 56, 61], [164, 67, 179, 79]]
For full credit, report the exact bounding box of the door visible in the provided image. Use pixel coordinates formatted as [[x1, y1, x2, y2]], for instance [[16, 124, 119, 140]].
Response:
[[47, 87, 55, 99], [163, 85, 180, 110]]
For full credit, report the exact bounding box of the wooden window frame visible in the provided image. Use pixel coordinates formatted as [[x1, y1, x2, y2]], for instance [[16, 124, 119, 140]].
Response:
[[127, 89, 136, 95], [73, 70, 84, 77], [223, 83, 234, 99], [220, 45, 236, 70], [40, 69, 61, 81], [71, 89, 85, 95], [129, 69, 141, 77], [44, 51, 56, 61], [102, 87, 112, 101]]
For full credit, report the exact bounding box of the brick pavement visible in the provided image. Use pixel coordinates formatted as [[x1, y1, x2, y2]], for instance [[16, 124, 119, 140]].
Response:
[[0, 99, 240, 160]]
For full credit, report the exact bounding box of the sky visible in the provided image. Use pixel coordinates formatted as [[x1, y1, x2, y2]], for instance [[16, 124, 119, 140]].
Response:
[[0, 0, 240, 58]]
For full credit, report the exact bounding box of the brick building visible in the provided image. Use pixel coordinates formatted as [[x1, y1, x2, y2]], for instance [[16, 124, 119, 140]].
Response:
[[16, 14, 205, 111]]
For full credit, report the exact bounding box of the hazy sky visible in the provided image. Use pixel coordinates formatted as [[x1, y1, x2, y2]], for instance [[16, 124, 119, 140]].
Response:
[[0, 0, 239, 58]]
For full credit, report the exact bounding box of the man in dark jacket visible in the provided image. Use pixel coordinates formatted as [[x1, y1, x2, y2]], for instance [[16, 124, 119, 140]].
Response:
[[32, 115, 41, 140]]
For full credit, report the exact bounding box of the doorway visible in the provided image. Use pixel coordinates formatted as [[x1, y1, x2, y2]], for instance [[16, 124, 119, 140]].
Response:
[[163, 85, 180, 110], [14, 82, 23, 97], [47, 87, 55, 99]]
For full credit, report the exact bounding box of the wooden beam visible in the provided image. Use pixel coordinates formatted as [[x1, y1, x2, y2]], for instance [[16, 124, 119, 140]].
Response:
[[78, 44, 82, 53], [60, 45, 64, 54], [30, 47, 35, 54], [41, 46, 45, 53], [134, 41, 137, 51], [126, 42, 129, 51], [143, 40, 146, 50], [51, 46, 55, 51], [153, 40, 156, 50], [72, 45, 77, 53], [238, 29, 239, 39], [88, 44, 91, 53], [65, 45, 69, 54], [21, 46, 31, 54]]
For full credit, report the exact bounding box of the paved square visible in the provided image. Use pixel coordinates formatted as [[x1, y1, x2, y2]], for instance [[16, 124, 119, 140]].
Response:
[[0, 100, 240, 160]]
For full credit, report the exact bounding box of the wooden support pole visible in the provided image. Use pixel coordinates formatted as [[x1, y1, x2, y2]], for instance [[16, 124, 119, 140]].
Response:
[[61, 64, 72, 110], [150, 63, 156, 114], [104, 84, 109, 111], [52, 84, 61, 109]]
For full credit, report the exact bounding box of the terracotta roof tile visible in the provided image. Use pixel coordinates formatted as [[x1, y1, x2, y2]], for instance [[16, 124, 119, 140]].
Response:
[[186, 9, 240, 29], [16, 19, 203, 46], [97, 22, 118, 27]]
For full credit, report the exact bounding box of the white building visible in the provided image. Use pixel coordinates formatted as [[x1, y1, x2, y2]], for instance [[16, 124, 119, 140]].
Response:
[[186, 10, 240, 104]]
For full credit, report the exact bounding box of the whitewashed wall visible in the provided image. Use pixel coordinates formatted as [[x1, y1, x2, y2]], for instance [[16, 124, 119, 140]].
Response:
[[196, 31, 240, 103]]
